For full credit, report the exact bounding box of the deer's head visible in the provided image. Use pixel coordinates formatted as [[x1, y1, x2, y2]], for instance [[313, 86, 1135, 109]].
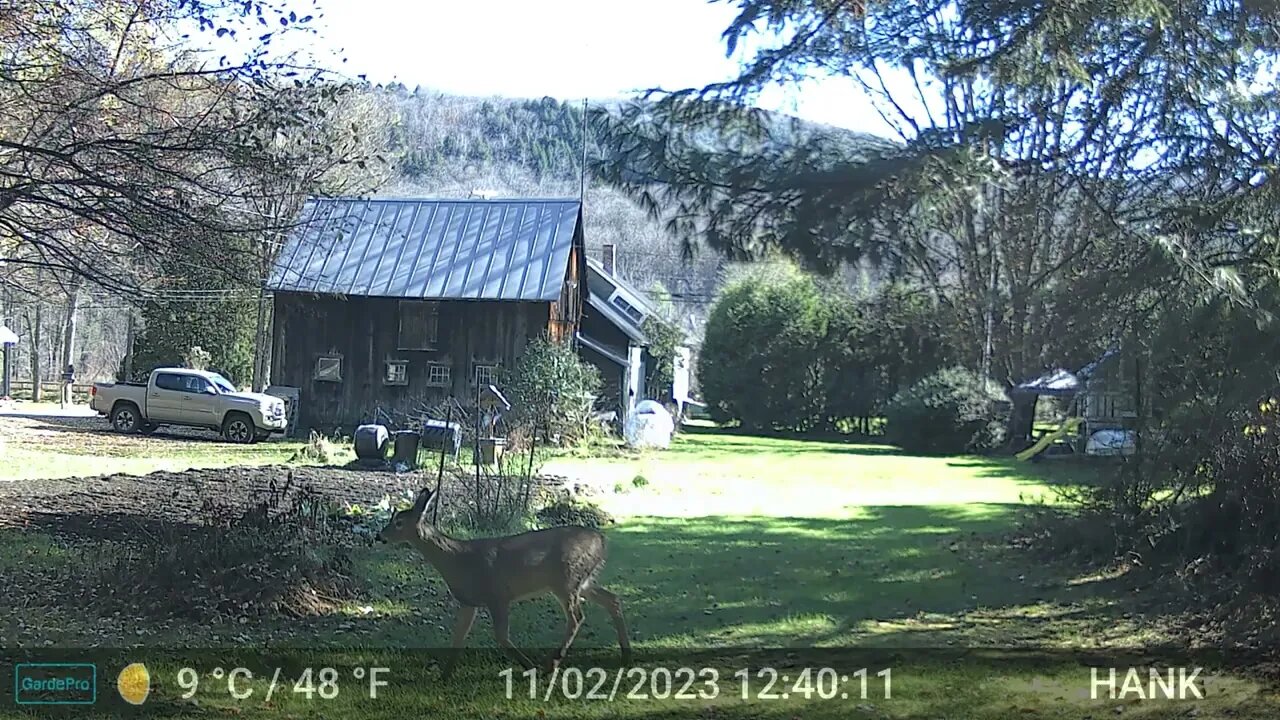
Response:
[[376, 487, 436, 544]]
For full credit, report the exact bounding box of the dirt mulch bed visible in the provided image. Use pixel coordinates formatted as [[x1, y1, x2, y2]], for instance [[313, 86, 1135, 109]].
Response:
[[0, 464, 573, 542], [0, 466, 420, 541]]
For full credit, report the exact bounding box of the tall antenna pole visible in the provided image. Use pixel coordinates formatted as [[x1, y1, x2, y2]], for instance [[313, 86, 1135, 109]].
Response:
[[579, 96, 589, 201]]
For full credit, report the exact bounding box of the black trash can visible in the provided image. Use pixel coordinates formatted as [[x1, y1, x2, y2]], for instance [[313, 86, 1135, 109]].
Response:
[[391, 431, 421, 469]]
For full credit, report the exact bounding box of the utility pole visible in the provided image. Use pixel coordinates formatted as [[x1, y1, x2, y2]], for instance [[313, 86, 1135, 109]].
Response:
[[579, 97, 589, 201]]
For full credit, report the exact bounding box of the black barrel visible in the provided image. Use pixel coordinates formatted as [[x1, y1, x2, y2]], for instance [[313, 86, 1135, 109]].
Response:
[[353, 424, 390, 460], [420, 420, 461, 458]]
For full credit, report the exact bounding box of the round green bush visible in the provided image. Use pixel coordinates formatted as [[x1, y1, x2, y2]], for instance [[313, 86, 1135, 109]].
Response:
[[699, 266, 829, 431], [884, 367, 1009, 455]]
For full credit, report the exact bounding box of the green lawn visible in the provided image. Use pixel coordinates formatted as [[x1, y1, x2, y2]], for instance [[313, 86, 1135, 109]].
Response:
[[546, 431, 1081, 517], [2, 429, 1276, 719]]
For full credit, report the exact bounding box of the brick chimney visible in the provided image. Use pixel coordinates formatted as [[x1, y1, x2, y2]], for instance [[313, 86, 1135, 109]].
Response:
[[601, 243, 617, 276]]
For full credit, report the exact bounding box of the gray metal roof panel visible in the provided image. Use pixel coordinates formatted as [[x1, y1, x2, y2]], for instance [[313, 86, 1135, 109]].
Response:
[[268, 197, 581, 301]]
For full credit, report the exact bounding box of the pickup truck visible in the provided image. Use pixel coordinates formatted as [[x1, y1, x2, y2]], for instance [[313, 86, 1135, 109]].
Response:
[[91, 368, 287, 443]]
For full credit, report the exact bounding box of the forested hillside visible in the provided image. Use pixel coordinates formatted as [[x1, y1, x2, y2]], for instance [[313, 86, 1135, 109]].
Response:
[[4, 84, 876, 389], [372, 86, 726, 333]]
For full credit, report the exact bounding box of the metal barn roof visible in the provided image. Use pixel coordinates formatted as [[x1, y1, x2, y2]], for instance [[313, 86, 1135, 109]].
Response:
[[267, 197, 582, 301]]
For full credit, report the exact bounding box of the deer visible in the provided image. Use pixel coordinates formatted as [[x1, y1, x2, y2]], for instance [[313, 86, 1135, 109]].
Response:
[[376, 487, 632, 677]]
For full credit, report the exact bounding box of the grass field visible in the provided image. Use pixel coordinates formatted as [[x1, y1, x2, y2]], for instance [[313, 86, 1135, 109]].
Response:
[[1, 423, 1276, 718], [0, 413, 310, 480]]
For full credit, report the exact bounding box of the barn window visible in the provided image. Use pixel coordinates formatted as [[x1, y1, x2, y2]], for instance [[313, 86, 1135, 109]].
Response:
[[472, 363, 498, 388], [315, 355, 343, 383], [384, 361, 409, 386], [425, 363, 451, 387], [399, 301, 440, 350]]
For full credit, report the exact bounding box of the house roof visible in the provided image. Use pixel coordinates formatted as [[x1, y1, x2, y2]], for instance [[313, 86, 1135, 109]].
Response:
[[267, 197, 581, 301], [575, 332, 629, 367], [585, 255, 660, 316], [584, 255, 667, 344], [586, 292, 648, 344]]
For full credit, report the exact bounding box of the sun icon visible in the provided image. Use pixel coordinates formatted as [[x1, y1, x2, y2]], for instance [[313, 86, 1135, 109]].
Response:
[[117, 663, 151, 705]]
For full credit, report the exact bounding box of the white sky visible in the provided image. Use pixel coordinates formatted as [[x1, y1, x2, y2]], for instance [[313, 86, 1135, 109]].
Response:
[[304, 0, 892, 136]]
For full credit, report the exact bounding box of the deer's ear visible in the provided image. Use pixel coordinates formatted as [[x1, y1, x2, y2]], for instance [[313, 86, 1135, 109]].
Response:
[[412, 488, 434, 513]]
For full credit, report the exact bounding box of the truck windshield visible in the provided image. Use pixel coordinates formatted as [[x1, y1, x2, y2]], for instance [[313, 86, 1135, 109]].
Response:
[[209, 375, 236, 393]]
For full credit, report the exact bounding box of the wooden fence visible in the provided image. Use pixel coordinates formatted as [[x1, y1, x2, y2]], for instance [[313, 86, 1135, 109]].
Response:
[[7, 381, 94, 402]]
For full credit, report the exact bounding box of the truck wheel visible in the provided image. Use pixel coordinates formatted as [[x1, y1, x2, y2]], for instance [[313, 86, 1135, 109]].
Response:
[[222, 413, 256, 444], [111, 403, 141, 434]]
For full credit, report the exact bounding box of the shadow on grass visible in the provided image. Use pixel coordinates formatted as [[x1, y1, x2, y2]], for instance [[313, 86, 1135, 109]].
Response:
[[0, 503, 1143, 651], [681, 423, 887, 443], [599, 507, 1146, 649], [0, 511, 202, 542], [947, 457, 1106, 488], [352, 505, 1148, 655], [671, 431, 903, 460], [7, 503, 1272, 719]]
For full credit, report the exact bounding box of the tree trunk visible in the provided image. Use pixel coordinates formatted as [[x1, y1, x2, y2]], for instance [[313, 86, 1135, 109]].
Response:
[[122, 307, 136, 381], [29, 293, 42, 403], [252, 287, 271, 392], [60, 284, 81, 377], [980, 244, 999, 380]]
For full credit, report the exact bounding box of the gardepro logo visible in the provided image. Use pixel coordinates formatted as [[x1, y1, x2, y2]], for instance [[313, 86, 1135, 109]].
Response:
[[14, 663, 97, 705]]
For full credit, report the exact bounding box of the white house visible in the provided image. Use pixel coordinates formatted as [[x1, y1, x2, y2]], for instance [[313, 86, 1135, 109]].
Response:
[[575, 244, 693, 422]]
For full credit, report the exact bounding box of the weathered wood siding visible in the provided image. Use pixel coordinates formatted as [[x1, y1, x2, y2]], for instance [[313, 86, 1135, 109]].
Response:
[[548, 234, 586, 342], [271, 294, 549, 431]]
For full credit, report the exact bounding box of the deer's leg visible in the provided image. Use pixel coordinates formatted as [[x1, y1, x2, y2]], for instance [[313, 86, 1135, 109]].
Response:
[[586, 585, 632, 665], [548, 592, 585, 669], [439, 606, 478, 680], [489, 605, 535, 670]]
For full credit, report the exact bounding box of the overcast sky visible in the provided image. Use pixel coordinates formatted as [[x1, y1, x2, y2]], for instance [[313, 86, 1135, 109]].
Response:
[[305, 0, 892, 136]]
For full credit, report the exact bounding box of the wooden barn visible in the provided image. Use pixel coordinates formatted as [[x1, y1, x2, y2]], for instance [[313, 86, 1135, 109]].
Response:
[[266, 197, 586, 432]]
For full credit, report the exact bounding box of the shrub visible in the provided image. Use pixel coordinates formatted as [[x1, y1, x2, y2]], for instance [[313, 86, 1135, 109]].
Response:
[[631, 474, 649, 488], [699, 265, 829, 431], [506, 336, 602, 446], [131, 287, 256, 385], [288, 431, 349, 465], [1169, 393, 1280, 592], [700, 267, 957, 434], [535, 495, 613, 529], [641, 315, 685, 404], [884, 367, 1009, 455]]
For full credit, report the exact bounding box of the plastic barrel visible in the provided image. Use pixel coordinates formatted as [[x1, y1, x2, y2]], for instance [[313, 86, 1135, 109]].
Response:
[[391, 431, 421, 468], [421, 420, 461, 457], [353, 424, 390, 460]]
